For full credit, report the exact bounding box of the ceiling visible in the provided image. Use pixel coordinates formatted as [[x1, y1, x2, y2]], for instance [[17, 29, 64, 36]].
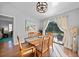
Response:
[[0, 2, 79, 21]]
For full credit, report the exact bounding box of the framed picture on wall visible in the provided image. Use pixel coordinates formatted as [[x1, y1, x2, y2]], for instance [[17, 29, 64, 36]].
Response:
[[25, 20, 36, 32]]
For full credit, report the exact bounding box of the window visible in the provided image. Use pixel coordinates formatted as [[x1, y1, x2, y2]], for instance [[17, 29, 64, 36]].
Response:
[[9, 24, 12, 32]]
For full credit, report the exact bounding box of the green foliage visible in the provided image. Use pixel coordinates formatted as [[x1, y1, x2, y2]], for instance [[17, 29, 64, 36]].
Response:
[[46, 22, 64, 34]]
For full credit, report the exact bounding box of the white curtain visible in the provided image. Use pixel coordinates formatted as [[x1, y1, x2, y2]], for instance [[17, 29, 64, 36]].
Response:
[[43, 16, 73, 49], [43, 19, 49, 35], [57, 16, 72, 49]]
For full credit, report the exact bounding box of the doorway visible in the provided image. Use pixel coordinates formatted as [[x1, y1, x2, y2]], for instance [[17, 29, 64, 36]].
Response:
[[0, 15, 14, 48]]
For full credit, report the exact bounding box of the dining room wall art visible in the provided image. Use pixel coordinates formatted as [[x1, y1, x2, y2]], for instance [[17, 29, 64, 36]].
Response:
[[25, 20, 37, 32]]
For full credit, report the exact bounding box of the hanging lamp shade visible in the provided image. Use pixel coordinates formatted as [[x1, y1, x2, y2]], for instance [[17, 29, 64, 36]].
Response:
[[36, 2, 48, 13]]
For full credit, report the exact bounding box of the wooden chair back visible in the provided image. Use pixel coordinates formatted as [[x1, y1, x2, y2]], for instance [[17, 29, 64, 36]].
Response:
[[17, 36, 36, 57], [36, 35, 50, 57], [17, 36, 22, 51], [47, 32, 53, 46], [37, 32, 42, 36], [41, 35, 50, 56]]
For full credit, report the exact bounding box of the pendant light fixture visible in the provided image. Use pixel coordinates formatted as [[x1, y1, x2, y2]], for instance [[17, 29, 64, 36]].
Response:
[[36, 2, 48, 13]]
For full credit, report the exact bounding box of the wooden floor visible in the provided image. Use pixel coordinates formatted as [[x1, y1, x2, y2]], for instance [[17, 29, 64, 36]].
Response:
[[0, 41, 78, 57]]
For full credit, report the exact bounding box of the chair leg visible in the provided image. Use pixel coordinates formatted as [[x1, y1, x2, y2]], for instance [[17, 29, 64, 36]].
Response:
[[33, 47, 36, 57], [34, 50, 36, 57], [19, 51, 23, 57], [50, 43, 53, 51], [48, 49, 50, 57], [41, 53, 42, 57]]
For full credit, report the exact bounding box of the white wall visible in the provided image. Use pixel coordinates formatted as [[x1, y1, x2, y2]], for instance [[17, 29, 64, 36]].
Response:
[[66, 9, 79, 28], [13, 11, 41, 45], [0, 3, 41, 45]]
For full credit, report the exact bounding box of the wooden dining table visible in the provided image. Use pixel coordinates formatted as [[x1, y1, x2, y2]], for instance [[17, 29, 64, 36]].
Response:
[[24, 35, 52, 57], [24, 36, 43, 47]]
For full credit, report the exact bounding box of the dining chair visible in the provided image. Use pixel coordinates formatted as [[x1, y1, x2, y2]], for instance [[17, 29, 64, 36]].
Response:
[[17, 36, 36, 57], [36, 35, 50, 57], [47, 32, 53, 48]]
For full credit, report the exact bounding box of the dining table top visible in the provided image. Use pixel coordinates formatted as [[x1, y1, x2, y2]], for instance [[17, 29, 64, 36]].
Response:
[[24, 36, 43, 47]]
